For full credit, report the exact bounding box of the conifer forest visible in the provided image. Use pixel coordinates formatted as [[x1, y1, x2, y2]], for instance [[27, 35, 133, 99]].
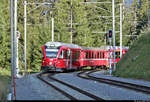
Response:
[[0, 0, 149, 72]]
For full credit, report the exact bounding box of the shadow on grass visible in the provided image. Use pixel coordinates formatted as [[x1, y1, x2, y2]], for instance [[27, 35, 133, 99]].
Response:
[[0, 75, 11, 102]]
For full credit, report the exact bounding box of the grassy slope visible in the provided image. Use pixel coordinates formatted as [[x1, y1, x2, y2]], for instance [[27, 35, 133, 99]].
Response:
[[0, 69, 10, 101], [113, 29, 150, 81]]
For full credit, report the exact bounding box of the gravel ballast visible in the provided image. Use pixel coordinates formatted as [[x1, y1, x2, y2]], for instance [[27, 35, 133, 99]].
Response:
[[15, 71, 150, 100], [53, 71, 150, 100], [91, 70, 150, 88]]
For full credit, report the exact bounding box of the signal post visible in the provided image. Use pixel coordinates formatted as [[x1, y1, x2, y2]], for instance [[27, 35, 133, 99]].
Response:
[[108, 30, 112, 75]]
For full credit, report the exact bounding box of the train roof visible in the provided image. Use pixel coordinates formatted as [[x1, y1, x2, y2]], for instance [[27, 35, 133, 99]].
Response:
[[45, 42, 81, 49], [81, 46, 109, 51], [44, 42, 129, 51], [81, 46, 129, 51]]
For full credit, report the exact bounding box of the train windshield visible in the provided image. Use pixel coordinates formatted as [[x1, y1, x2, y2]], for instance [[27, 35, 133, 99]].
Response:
[[45, 46, 60, 58]]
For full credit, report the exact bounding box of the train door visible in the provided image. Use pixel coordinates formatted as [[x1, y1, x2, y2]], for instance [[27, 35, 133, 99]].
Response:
[[67, 49, 72, 69], [57, 49, 64, 68], [56, 48, 72, 70], [62, 49, 72, 69], [64, 49, 69, 69]]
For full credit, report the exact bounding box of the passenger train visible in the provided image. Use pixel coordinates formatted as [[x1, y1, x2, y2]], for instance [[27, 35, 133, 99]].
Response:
[[41, 42, 128, 72]]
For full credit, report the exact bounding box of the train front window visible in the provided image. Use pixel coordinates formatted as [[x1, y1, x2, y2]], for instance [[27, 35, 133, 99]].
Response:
[[45, 46, 60, 58], [115, 51, 120, 58]]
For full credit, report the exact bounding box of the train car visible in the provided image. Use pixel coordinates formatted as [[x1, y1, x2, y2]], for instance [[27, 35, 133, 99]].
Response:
[[110, 46, 129, 65], [41, 42, 82, 72], [80, 46, 109, 68], [41, 41, 129, 72], [80, 46, 129, 68]]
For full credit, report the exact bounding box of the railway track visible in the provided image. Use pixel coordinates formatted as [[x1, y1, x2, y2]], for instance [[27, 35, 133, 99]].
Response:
[[37, 72, 104, 100], [77, 69, 150, 95]]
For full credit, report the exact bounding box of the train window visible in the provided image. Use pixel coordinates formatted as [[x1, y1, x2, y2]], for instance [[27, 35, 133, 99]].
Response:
[[64, 50, 69, 59], [100, 52, 102, 58], [59, 50, 64, 59], [72, 51, 80, 62], [93, 52, 95, 58], [115, 51, 120, 58], [95, 52, 97, 59], [90, 52, 92, 58], [64, 50, 68, 59], [89, 52, 91, 59], [45, 46, 60, 58], [86, 52, 88, 58], [97, 52, 99, 58], [92, 52, 94, 58], [91, 52, 92, 59], [103, 52, 105, 58], [77, 51, 80, 57]]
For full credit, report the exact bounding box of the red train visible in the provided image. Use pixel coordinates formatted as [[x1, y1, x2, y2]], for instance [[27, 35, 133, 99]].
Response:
[[41, 42, 128, 72]]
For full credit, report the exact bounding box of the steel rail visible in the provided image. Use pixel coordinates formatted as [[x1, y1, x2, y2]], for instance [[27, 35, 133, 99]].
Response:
[[77, 70, 150, 94], [37, 73, 77, 100], [48, 74, 104, 100], [88, 71, 150, 94]]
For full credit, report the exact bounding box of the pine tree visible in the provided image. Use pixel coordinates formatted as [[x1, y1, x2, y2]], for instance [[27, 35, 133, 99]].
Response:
[[0, 0, 11, 70]]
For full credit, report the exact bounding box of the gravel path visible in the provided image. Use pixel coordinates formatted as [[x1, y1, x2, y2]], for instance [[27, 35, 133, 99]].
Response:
[[15, 73, 69, 100]]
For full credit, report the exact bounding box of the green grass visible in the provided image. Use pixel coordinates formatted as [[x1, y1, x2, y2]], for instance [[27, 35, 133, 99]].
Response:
[[113, 29, 150, 81], [0, 68, 11, 101], [82, 66, 92, 70]]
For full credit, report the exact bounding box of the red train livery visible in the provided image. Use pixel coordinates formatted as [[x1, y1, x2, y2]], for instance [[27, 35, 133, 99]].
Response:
[[41, 42, 128, 72]]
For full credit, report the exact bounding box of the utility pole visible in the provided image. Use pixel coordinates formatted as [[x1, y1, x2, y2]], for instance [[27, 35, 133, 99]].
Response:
[[122, 0, 124, 20], [23, 2, 52, 74], [70, 0, 73, 43], [148, 9, 150, 27], [24, 0, 27, 74], [51, 2, 54, 42], [52, 17, 54, 42], [112, 0, 116, 70], [14, 0, 19, 77], [120, 4, 122, 58], [10, 0, 14, 100]]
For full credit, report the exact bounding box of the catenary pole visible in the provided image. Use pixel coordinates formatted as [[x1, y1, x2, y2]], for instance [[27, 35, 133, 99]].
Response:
[[52, 17, 54, 42], [10, 0, 14, 100], [112, 0, 116, 70], [120, 4, 122, 58], [70, 0, 73, 43], [14, 0, 18, 76], [24, 0, 27, 74]]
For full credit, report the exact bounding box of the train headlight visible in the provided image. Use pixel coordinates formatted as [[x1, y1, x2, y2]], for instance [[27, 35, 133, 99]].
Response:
[[49, 62, 52, 65]]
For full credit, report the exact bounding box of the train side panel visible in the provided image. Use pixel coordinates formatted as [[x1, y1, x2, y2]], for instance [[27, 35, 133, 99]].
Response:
[[80, 51, 109, 67]]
